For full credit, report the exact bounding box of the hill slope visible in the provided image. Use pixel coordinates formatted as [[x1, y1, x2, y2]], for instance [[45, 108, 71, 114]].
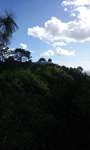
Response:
[[0, 62, 90, 150]]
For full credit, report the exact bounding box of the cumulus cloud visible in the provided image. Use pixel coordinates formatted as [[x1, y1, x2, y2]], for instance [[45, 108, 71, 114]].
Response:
[[83, 61, 87, 63], [28, 16, 90, 43], [62, 0, 90, 6], [20, 43, 27, 49], [56, 47, 75, 56], [64, 8, 68, 11], [28, 17, 66, 42], [70, 13, 76, 17], [27, 0, 90, 45], [52, 42, 67, 47], [53, 60, 62, 63], [45, 41, 51, 45], [28, 26, 45, 40], [30, 50, 35, 53], [62, 0, 90, 22], [41, 50, 54, 56], [74, 6, 90, 22]]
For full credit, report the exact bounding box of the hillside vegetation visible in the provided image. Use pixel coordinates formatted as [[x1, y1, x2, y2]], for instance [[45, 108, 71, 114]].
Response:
[[0, 61, 90, 150]]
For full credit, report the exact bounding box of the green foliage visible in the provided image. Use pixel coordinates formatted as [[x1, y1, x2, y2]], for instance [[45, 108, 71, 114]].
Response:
[[0, 62, 90, 150], [0, 72, 5, 80], [0, 9, 18, 46], [77, 66, 83, 72], [14, 48, 32, 62]]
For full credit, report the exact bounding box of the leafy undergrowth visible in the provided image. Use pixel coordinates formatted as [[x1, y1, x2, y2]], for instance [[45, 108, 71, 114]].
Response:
[[0, 61, 90, 150]]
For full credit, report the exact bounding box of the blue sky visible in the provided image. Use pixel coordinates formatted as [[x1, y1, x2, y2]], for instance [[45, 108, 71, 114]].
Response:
[[0, 0, 90, 71]]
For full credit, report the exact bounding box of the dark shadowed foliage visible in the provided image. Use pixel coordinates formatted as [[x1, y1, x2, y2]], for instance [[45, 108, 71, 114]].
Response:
[[13, 48, 32, 62], [0, 10, 18, 46], [0, 61, 90, 150], [77, 66, 83, 72]]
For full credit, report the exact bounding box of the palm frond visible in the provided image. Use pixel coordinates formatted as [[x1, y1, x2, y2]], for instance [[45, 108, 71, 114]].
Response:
[[0, 9, 18, 46]]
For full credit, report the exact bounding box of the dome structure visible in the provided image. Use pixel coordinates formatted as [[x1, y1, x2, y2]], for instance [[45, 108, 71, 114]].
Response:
[[34, 57, 55, 65], [48, 58, 52, 62], [39, 58, 47, 62]]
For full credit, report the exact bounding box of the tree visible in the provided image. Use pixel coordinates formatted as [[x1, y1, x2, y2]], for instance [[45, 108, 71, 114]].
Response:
[[0, 47, 32, 63], [0, 44, 14, 61], [0, 10, 18, 46], [77, 66, 83, 72], [13, 48, 32, 62], [0, 10, 18, 62]]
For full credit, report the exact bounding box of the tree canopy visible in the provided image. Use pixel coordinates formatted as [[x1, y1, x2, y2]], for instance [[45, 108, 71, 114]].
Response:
[[1, 63, 90, 150], [0, 10, 18, 46], [13, 48, 32, 62], [0, 44, 14, 61], [77, 66, 83, 72], [0, 10, 32, 63]]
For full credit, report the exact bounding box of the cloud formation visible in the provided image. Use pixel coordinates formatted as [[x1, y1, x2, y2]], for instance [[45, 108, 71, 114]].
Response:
[[62, 0, 90, 22], [27, 0, 90, 57], [30, 50, 35, 53], [70, 13, 76, 17], [62, 0, 90, 6], [20, 43, 27, 49], [83, 61, 87, 64], [41, 50, 54, 56], [28, 26, 45, 40], [52, 42, 67, 47], [28, 15, 90, 43], [56, 47, 75, 56], [64, 8, 68, 11]]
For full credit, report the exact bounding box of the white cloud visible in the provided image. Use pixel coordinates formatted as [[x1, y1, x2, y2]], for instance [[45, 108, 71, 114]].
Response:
[[56, 47, 75, 56], [52, 42, 67, 47], [62, 0, 90, 6], [10, 48, 15, 51], [28, 26, 45, 40], [41, 50, 54, 56], [30, 50, 35, 53], [64, 8, 68, 11], [83, 61, 87, 63], [27, 0, 90, 44], [45, 41, 51, 45], [62, 0, 90, 23], [70, 13, 76, 17], [73, 6, 90, 22], [28, 17, 66, 42], [20, 43, 27, 49], [52, 60, 62, 64], [28, 16, 90, 43]]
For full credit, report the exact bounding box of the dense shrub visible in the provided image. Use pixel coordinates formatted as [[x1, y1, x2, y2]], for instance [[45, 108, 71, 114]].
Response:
[[0, 62, 90, 150]]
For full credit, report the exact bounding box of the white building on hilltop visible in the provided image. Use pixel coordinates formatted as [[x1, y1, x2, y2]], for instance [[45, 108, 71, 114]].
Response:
[[34, 60, 54, 65], [34, 58, 53, 64], [34, 58, 59, 66]]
